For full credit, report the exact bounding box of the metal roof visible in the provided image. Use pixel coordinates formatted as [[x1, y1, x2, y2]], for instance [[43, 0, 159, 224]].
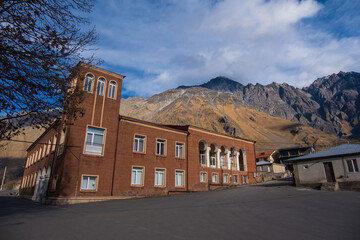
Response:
[[256, 161, 272, 166], [285, 144, 360, 162]]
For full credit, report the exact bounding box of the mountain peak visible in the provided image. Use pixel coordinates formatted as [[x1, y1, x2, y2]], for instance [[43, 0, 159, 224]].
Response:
[[177, 76, 243, 93]]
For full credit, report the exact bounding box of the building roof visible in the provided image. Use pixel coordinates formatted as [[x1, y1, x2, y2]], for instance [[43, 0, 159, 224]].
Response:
[[256, 151, 275, 159], [119, 115, 256, 143], [285, 144, 360, 162], [27, 118, 60, 152], [278, 145, 312, 151], [256, 161, 272, 166]]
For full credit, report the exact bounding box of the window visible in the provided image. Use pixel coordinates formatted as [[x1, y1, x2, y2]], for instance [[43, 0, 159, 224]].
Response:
[[199, 153, 206, 165], [108, 81, 116, 99], [156, 139, 166, 155], [85, 127, 105, 155], [97, 78, 105, 96], [210, 156, 216, 168], [51, 135, 57, 152], [176, 143, 184, 158], [81, 176, 97, 190], [38, 147, 43, 160], [46, 139, 51, 155], [155, 169, 165, 187], [233, 175, 238, 183], [212, 173, 218, 183], [347, 159, 359, 173], [242, 175, 247, 184], [42, 144, 46, 158], [200, 172, 207, 182], [131, 167, 144, 186], [223, 174, 229, 183], [84, 74, 93, 92], [134, 135, 145, 153], [230, 157, 234, 167], [220, 155, 225, 167], [175, 170, 184, 187]]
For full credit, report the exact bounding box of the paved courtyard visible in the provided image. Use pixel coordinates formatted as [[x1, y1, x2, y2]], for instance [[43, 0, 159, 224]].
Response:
[[0, 181, 359, 240]]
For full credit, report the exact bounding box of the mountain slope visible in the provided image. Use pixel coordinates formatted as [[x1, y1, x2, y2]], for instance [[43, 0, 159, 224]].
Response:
[[120, 87, 343, 153]]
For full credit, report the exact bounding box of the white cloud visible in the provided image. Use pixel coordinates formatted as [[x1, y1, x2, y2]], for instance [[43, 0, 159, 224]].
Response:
[[89, 0, 360, 97]]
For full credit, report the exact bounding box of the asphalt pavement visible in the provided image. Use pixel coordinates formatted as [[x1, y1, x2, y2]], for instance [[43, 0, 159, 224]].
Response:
[[0, 181, 359, 240]]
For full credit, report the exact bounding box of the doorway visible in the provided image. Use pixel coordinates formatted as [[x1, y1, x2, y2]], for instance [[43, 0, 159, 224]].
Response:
[[323, 162, 335, 182]]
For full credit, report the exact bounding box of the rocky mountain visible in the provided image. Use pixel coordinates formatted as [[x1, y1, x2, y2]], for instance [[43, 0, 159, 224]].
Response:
[[177, 72, 360, 139], [120, 87, 344, 153]]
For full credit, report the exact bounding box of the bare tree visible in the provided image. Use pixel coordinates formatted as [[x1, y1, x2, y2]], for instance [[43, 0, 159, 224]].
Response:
[[0, 0, 98, 140]]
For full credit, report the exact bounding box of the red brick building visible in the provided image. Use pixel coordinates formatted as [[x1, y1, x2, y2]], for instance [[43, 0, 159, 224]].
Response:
[[19, 64, 257, 204]]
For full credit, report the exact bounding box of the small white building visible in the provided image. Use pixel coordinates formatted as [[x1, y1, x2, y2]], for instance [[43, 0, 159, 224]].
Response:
[[286, 144, 360, 190]]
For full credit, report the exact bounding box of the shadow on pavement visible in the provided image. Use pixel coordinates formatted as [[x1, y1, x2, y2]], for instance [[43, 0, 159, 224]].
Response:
[[253, 177, 294, 187], [0, 196, 63, 217]]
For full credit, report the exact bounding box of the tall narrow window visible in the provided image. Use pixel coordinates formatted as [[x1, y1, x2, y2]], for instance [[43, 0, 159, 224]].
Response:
[[131, 167, 144, 186], [134, 135, 145, 153], [176, 143, 184, 158], [212, 173, 218, 183], [38, 147, 43, 160], [155, 169, 165, 186], [223, 174, 229, 183], [42, 144, 46, 158], [199, 153, 206, 165], [220, 154, 225, 166], [156, 139, 166, 156], [108, 81, 116, 99], [233, 175, 238, 183], [347, 159, 359, 172], [200, 172, 207, 182], [210, 156, 216, 168], [85, 127, 105, 155], [84, 74, 93, 92], [81, 176, 97, 190], [175, 170, 184, 187], [51, 135, 57, 152], [97, 78, 105, 96], [46, 139, 51, 155]]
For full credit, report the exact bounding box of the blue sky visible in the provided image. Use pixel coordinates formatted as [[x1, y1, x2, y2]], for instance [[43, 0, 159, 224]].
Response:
[[87, 0, 360, 98]]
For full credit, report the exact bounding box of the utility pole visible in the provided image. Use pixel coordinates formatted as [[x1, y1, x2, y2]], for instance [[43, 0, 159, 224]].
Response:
[[1, 166, 7, 190]]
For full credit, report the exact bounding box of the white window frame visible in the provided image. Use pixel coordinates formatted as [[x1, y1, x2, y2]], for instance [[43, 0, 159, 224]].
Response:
[[155, 169, 165, 187], [210, 156, 216, 168], [81, 175, 98, 191], [97, 78, 105, 96], [176, 142, 184, 158], [131, 166, 144, 186], [156, 139, 166, 156], [175, 170, 184, 187], [223, 174, 229, 183], [134, 135, 146, 153], [200, 172, 207, 182], [84, 74, 93, 92], [233, 175, 238, 183], [220, 155, 225, 167], [84, 126, 105, 155], [108, 81, 116, 99], [212, 173, 218, 183], [199, 153, 206, 165], [347, 159, 359, 173]]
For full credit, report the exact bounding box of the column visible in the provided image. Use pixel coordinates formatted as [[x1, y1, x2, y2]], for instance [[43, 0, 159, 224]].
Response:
[[206, 147, 210, 168], [236, 152, 240, 171], [217, 149, 221, 169], [227, 151, 231, 170], [243, 151, 247, 171]]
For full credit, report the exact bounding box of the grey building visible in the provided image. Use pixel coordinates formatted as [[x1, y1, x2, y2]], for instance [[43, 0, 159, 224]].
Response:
[[285, 144, 360, 190]]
